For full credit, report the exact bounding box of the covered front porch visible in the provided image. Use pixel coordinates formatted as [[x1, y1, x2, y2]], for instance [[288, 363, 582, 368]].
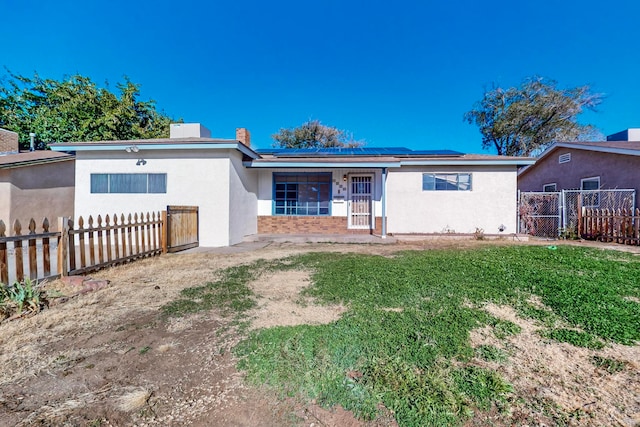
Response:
[[253, 167, 390, 237]]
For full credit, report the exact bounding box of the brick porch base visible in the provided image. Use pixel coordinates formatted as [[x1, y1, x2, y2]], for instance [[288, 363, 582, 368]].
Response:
[[258, 216, 384, 235]]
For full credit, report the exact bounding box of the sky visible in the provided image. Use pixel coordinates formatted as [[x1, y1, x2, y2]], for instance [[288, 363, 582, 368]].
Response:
[[2, 0, 640, 154]]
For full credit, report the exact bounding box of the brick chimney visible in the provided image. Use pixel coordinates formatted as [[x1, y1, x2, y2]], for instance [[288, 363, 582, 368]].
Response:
[[236, 128, 251, 147], [0, 128, 19, 153]]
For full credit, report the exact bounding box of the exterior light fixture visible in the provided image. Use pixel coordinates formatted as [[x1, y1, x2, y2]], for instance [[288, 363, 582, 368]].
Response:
[[136, 159, 147, 166], [343, 174, 347, 182], [125, 145, 139, 153], [498, 224, 506, 232]]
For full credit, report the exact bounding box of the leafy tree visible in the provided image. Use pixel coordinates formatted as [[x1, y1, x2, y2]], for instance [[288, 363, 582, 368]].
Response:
[[272, 119, 364, 148], [464, 77, 603, 156], [0, 71, 174, 149]]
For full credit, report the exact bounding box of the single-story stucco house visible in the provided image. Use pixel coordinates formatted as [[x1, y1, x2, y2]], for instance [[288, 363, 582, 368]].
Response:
[[1, 128, 75, 230], [50, 123, 534, 247], [518, 129, 640, 207]]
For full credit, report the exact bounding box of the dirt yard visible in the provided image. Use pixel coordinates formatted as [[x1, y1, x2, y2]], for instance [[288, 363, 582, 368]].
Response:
[[0, 238, 638, 426]]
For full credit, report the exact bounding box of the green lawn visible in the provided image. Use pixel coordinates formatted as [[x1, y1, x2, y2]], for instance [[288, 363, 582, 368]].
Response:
[[165, 245, 640, 426]]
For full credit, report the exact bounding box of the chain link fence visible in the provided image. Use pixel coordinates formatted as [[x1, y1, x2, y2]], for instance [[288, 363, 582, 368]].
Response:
[[518, 189, 636, 238], [518, 192, 561, 237]]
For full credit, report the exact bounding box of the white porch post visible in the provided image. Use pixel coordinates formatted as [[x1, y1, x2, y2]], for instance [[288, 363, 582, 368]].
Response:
[[381, 167, 387, 238]]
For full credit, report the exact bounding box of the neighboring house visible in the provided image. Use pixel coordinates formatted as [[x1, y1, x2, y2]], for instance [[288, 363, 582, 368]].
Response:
[[518, 129, 640, 206], [0, 128, 75, 230], [51, 123, 534, 247]]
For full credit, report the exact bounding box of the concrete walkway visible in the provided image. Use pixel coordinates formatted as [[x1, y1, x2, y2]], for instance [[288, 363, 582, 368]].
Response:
[[180, 233, 396, 254]]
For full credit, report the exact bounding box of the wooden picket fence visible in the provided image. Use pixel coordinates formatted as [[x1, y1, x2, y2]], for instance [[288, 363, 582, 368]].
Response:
[[0, 218, 58, 285], [0, 211, 166, 285], [580, 207, 640, 245]]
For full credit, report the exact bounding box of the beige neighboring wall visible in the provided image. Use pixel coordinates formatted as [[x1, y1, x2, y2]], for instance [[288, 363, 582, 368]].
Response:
[[0, 159, 75, 231]]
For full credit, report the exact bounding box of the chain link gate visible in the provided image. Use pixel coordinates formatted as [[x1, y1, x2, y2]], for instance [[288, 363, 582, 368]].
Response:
[[518, 192, 561, 237], [518, 189, 636, 238]]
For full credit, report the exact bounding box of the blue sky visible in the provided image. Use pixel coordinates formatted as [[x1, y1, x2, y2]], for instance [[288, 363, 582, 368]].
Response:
[[3, 0, 639, 153]]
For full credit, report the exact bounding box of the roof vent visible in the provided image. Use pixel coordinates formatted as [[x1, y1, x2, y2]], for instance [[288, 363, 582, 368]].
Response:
[[559, 153, 571, 164], [169, 123, 211, 139]]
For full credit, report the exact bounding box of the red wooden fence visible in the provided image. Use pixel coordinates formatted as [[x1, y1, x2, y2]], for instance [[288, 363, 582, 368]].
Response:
[[580, 208, 640, 245]]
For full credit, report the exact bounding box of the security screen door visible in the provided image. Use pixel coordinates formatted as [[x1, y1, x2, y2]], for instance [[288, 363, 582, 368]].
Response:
[[348, 175, 373, 229]]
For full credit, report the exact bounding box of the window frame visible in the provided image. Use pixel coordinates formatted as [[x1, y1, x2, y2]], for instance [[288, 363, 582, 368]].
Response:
[[422, 173, 473, 191], [90, 173, 167, 194], [542, 183, 557, 192], [580, 176, 601, 207], [272, 172, 332, 216]]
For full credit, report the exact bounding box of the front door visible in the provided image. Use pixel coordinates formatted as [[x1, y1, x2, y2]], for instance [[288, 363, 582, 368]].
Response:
[[348, 175, 373, 229]]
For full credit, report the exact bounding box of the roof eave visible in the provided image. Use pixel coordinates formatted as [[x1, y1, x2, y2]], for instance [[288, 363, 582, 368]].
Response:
[[400, 159, 535, 166], [245, 161, 401, 168], [0, 155, 74, 170], [50, 141, 260, 159]]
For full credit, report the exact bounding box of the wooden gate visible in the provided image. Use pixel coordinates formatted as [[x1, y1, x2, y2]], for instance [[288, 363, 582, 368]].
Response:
[[165, 206, 199, 253]]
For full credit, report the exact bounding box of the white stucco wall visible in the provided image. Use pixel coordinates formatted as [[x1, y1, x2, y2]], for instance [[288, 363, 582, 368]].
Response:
[[228, 153, 258, 244], [386, 166, 518, 235], [74, 150, 235, 247], [256, 168, 383, 217]]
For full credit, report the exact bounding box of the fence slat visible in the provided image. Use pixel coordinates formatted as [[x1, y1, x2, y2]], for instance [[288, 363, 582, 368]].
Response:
[[105, 214, 112, 263], [28, 218, 38, 279], [141, 212, 147, 255], [127, 214, 133, 258], [13, 220, 24, 282], [88, 215, 96, 266], [97, 215, 104, 265], [42, 218, 51, 277]]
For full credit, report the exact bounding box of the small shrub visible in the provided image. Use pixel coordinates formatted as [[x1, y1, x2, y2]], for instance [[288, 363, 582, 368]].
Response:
[[474, 228, 485, 240], [1, 278, 46, 317]]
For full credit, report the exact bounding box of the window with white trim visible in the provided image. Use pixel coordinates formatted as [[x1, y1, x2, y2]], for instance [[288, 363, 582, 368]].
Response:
[[559, 153, 571, 164], [581, 176, 600, 207], [273, 173, 331, 215], [422, 173, 472, 191], [542, 183, 557, 192], [91, 173, 167, 193]]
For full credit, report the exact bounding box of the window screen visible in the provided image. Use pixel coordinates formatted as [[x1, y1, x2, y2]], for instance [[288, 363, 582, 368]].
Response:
[[422, 173, 472, 191], [90, 173, 167, 194]]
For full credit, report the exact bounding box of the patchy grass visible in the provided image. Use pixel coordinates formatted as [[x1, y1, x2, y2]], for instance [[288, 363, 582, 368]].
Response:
[[475, 345, 508, 363], [164, 245, 640, 426], [542, 328, 605, 349], [591, 355, 627, 374], [161, 259, 310, 321]]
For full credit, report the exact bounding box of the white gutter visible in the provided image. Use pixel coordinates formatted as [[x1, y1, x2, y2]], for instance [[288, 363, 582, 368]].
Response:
[[50, 142, 259, 159]]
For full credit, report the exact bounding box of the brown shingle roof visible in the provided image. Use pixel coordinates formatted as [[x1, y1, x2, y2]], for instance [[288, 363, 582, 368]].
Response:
[[0, 151, 74, 168]]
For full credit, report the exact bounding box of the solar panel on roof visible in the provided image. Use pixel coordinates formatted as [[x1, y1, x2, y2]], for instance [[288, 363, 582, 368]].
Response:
[[254, 147, 464, 157]]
